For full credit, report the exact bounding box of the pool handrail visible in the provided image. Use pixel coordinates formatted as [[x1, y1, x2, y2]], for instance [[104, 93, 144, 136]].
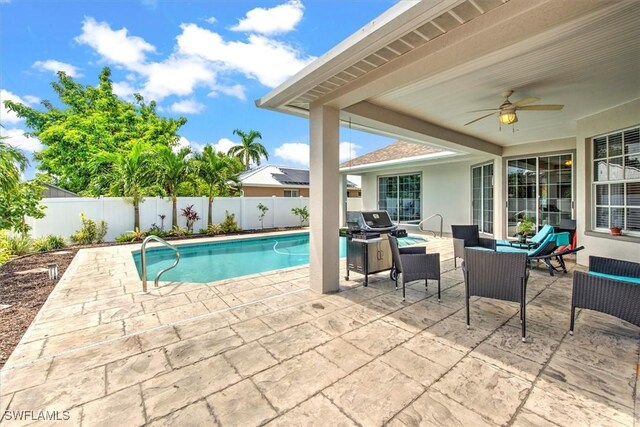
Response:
[[140, 235, 181, 292], [417, 214, 443, 238]]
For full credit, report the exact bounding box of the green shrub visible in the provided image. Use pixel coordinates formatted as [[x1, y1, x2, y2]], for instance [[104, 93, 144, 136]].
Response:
[[33, 235, 66, 252], [291, 206, 310, 225], [0, 231, 11, 265], [115, 233, 133, 243], [5, 234, 33, 256], [200, 223, 222, 236], [115, 228, 146, 243], [146, 229, 167, 238], [70, 213, 108, 245], [168, 225, 190, 237], [220, 211, 240, 234]]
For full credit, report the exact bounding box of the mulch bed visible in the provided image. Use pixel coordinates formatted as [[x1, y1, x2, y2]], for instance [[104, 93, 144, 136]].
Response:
[[0, 250, 78, 368]]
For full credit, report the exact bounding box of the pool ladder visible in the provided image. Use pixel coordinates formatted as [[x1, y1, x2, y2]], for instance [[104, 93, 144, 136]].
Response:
[[417, 214, 443, 238], [140, 235, 181, 292]]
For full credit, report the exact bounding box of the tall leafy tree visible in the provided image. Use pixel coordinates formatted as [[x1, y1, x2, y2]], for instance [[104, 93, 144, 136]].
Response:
[[0, 136, 29, 193], [0, 178, 46, 234], [194, 145, 243, 226], [3, 67, 187, 195], [90, 141, 153, 230], [154, 146, 196, 228], [228, 129, 269, 171]]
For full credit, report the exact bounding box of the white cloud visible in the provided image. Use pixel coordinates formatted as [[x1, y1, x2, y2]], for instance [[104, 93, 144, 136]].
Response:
[[141, 56, 214, 101], [1, 127, 42, 152], [231, 0, 304, 35], [23, 95, 41, 104], [205, 16, 217, 24], [212, 137, 239, 154], [112, 81, 136, 99], [33, 59, 82, 78], [1, 89, 32, 125], [208, 83, 246, 101], [339, 141, 362, 163], [75, 17, 155, 70], [169, 98, 205, 114], [275, 142, 309, 166], [176, 24, 315, 88]]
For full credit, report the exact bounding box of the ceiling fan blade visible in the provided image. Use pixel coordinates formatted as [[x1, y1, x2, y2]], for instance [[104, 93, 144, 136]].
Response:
[[464, 112, 495, 126], [512, 97, 540, 107], [466, 108, 500, 113], [518, 104, 564, 111]]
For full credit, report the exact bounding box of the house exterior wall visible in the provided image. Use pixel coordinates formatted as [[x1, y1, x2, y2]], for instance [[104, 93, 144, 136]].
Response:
[[242, 186, 310, 197], [576, 98, 640, 264]]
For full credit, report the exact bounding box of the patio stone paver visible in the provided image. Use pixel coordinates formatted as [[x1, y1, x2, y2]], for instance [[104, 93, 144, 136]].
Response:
[[524, 378, 634, 426], [147, 401, 218, 427], [207, 379, 276, 427], [47, 335, 141, 380], [106, 348, 171, 393], [80, 385, 145, 427], [324, 359, 424, 426], [266, 394, 356, 426], [164, 327, 243, 368], [342, 319, 413, 356], [1, 235, 638, 426], [223, 341, 278, 377], [315, 337, 373, 374], [252, 350, 345, 412], [230, 317, 274, 342], [433, 357, 532, 425], [393, 389, 497, 427], [258, 323, 331, 361], [141, 354, 240, 420]]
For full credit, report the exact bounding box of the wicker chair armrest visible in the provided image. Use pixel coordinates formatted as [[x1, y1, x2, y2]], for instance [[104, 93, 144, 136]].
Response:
[[589, 256, 640, 277], [400, 246, 426, 255], [453, 238, 465, 258], [478, 238, 496, 250]]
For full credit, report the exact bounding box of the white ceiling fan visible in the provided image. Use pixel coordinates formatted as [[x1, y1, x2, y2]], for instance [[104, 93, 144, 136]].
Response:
[[464, 90, 564, 126]]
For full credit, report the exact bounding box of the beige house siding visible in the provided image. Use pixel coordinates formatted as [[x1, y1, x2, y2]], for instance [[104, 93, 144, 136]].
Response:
[[242, 186, 310, 197]]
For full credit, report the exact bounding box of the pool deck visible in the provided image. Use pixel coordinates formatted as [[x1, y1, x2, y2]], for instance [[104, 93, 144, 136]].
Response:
[[1, 232, 638, 426]]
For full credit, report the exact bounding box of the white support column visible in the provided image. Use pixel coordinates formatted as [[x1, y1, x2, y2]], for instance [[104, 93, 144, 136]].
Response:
[[309, 104, 340, 294], [339, 173, 348, 227]]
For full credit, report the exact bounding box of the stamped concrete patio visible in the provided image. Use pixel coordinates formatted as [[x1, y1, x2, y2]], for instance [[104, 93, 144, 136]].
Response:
[[0, 233, 638, 426]]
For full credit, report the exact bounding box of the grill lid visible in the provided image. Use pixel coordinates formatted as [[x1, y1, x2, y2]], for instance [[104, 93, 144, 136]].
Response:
[[346, 210, 397, 232]]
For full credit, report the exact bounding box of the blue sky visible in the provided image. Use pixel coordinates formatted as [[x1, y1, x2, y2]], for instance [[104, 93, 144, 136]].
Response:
[[1, 0, 397, 179]]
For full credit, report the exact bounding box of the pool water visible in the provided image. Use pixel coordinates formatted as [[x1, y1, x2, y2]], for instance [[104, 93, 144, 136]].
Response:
[[133, 232, 427, 283]]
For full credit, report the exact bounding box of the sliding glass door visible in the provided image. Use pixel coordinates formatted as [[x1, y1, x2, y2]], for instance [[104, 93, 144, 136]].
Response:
[[507, 154, 573, 236], [472, 163, 494, 234]]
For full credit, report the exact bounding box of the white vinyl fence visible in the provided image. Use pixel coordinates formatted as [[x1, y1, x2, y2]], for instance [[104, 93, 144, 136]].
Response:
[[26, 196, 309, 242]]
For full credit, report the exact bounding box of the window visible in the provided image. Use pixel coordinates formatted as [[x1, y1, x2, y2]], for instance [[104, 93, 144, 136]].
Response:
[[283, 189, 299, 197], [593, 127, 640, 234], [472, 163, 493, 234], [377, 173, 421, 222]]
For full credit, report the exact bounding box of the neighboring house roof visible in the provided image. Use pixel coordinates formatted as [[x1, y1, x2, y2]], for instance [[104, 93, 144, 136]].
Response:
[[340, 140, 441, 168], [240, 165, 358, 188], [41, 183, 80, 198]]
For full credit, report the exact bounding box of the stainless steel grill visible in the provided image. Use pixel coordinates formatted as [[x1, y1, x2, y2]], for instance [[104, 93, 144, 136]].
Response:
[[346, 210, 397, 233]]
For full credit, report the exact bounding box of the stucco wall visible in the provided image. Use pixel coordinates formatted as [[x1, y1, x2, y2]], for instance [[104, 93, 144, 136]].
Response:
[[242, 186, 310, 197], [576, 98, 640, 264]]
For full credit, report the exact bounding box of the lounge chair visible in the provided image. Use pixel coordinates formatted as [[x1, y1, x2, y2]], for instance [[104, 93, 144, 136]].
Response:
[[497, 232, 584, 276], [451, 225, 496, 268], [388, 235, 440, 301], [462, 248, 529, 341], [570, 256, 640, 335], [496, 224, 554, 249]]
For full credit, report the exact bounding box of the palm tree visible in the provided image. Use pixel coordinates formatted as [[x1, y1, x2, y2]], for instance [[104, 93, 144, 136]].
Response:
[[194, 145, 243, 226], [90, 141, 153, 230], [0, 136, 29, 193], [155, 146, 195, 228], [228, 129, 269, 170]]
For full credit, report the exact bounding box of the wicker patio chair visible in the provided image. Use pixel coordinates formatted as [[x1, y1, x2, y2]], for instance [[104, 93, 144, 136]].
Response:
[[570, 256, 640, 335], [451, 225, 496, 268], [388, 235, 440, 301], [462, 248, 529, 341]]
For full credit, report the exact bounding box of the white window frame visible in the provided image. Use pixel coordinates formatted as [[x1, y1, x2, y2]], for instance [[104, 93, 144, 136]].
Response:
[[592, 126, 640, 236], [376, 172, 422, 223]]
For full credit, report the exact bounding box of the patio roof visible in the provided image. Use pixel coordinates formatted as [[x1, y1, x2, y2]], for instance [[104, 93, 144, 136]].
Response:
[[257, 0, 640, 154]]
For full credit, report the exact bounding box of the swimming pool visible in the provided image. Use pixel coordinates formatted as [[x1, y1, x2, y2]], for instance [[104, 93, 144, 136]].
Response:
[[132, 232, 427, 283]]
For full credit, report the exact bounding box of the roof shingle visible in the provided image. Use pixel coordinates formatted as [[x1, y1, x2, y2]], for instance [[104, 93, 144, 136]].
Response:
[[340, 140, 442, 168]]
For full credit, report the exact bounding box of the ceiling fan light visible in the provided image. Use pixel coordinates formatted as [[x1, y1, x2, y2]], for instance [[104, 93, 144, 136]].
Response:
[[499, 111, 518, 125]]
